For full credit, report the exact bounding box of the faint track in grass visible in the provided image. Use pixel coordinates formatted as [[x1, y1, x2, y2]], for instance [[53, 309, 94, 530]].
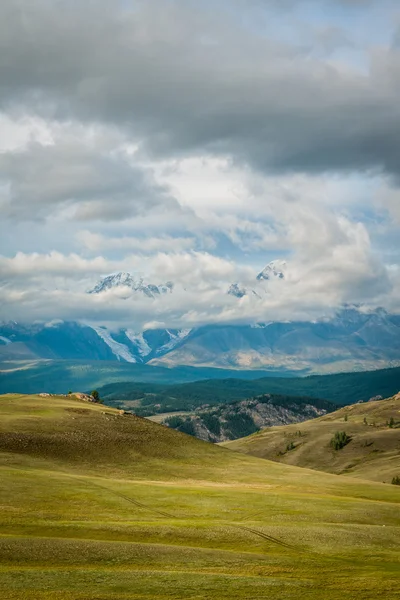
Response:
[[234, 525, 295, 550], [82, 479, 178, 519]]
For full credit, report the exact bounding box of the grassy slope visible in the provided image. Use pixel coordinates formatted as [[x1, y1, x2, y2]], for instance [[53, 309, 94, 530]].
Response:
[[99, 365, 400, 410], [224, 395, 400, 483], [0, 393, 399, 600]]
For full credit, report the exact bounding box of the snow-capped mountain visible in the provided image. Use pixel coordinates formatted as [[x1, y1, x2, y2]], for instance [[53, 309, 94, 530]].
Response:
[[3, 260, 400, 374], [228, 261, 286, 298], [89, 272, 173, 298], [2, 308, 400, 374], [0, 320, 193, 364], [227, 283, 247, 298], [90, 261, 285, 304], [256, 260, 286, 281], [89, 326, 193, 363]]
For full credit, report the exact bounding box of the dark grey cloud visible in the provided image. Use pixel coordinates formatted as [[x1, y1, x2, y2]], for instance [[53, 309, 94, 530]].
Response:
[[0, 129, 181, 222], [0, 0, 399, 180]]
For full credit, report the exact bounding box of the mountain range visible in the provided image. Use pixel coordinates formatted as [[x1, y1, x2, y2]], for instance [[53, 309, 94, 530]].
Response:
[[1, 262, 400, 373]]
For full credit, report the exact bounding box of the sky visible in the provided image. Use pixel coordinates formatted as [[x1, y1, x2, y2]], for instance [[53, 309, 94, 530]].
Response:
[[1, 0, 400, 330]]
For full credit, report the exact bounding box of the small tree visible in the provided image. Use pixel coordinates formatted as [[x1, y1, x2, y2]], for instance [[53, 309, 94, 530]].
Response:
[[391, 476, 400, 486], [389, 417, 395, 429], [344, 414, 348, 422], [91, 390, 101, 403], [331, 431, 351, 451]]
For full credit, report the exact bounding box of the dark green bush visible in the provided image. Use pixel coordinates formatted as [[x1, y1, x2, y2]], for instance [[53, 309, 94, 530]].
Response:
[[178, 419, 197, 437], [164, 416, 185, 429], [391, 476, 400, 486], [165, 416, 197, 437], [91, 390, 102, 403], [331, 431, 351, 451], [225, 413, 258, 440], [200, 413, 221, 436]]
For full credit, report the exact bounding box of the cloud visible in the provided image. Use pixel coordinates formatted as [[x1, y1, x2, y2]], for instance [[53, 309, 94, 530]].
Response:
[[377, 183, 400, 224], [0, 123, 181, 222], [76, 231, 196, 253], [0, 237, 392, 329], [0, 251, 112, 281], [0, 0, 398, 328], [1, 0, 400, 180]]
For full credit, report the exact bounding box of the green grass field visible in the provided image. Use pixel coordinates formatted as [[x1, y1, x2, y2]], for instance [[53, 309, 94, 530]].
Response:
[[1, 393, 399, 599]]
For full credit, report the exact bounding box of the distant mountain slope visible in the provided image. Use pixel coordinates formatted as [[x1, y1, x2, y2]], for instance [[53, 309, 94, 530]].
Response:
[[99, 365, 400, 410], [150, 309, 400, 372], [159, 393, 334, 443], [2, 306, 400, 373], [223, 394, 400, 483], [0, 321, 193, 364], [0, 359, 278, 395]]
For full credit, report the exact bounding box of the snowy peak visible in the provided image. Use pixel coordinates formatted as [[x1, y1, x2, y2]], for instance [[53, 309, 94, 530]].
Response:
[[88, 272, 174, 299], [227, 260, 286, 299], [228, 283, 247, 298], [257, 260, 286, 282]]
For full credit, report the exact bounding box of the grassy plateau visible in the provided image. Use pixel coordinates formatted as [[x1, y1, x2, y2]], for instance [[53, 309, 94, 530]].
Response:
[[0, 393, 399, 599]]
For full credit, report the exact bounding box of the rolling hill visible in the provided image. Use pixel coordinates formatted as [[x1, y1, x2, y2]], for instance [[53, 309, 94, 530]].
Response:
[[0, 392, 399, 599], [223, 394, 400, 483]]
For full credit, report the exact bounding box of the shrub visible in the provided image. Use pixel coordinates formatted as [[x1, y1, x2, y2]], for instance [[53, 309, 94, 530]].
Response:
[[178, 419, 197, 437], [225, 413, 258, 440], [164, 416, 185, 429], [286, 441, 295, 452], [391, 476, 400, 486], [91, 390, 101, 403], [330, 431, 351, 451], [201, 413, 221, 436], [164, 416, 197, 437], [389, 417, 395, 428]]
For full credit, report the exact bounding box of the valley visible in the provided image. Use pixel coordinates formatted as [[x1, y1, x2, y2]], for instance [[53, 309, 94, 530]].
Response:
[[151, 394, 334, 442], [98, 365, 400, 411]]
